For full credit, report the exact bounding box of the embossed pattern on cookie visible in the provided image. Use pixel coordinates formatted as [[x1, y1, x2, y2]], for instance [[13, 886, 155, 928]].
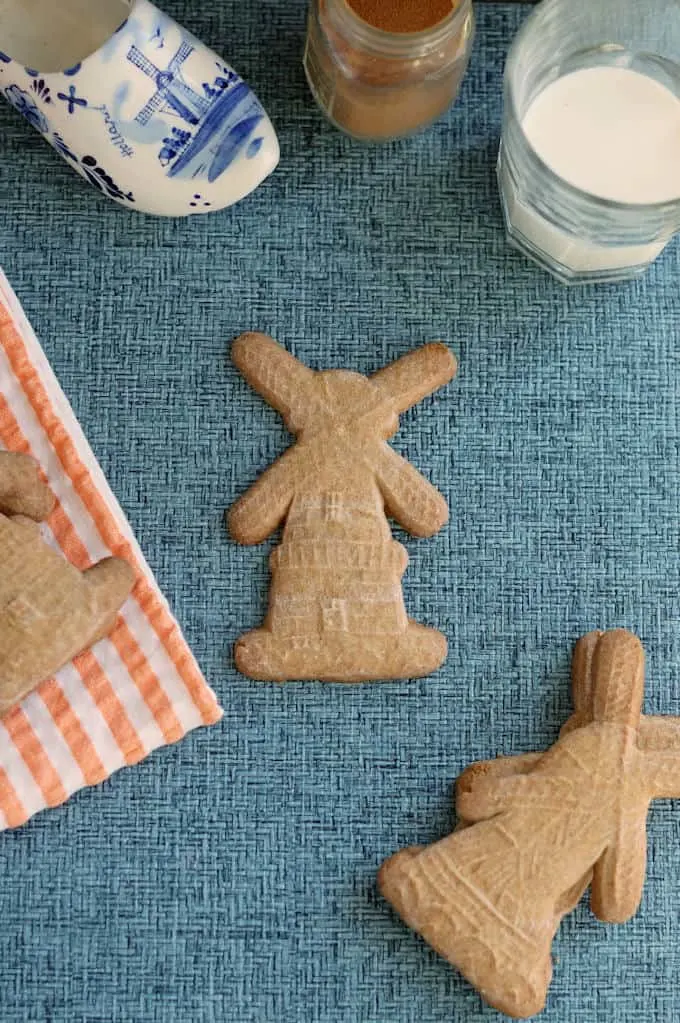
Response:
[[227, 333, 458, 682], [0, 451, 135, 713], [379, 630, 680, 1017]]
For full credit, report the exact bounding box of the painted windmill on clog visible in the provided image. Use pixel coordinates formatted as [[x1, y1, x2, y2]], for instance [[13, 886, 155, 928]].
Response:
[[126, 38, 269, 184], [227, 333, 457, 683]]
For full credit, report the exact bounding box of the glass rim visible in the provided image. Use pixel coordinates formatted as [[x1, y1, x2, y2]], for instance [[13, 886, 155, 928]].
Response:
[[504, 0, 680, 216]]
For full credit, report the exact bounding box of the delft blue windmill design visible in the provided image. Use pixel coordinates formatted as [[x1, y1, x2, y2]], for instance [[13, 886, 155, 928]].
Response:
[[127, 40, 209, 126], [125, 35, 267, 184]]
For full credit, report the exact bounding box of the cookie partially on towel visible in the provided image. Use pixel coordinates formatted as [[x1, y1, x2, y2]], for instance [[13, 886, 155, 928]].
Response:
[[0, 452, 135, 714]]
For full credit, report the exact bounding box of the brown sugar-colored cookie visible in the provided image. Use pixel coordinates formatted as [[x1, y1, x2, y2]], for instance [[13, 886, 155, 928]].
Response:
[[378, 630, 680, 1018], [227, 332, 457, 683], [0, 452, 135, 714], [0, 451, 56, 522]]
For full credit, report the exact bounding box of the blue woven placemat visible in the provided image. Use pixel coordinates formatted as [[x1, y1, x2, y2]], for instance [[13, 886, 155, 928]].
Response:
[[2, 3, 680, 1020]]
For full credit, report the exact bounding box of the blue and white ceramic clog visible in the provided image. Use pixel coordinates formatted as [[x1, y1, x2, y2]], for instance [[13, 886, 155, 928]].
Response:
[[0, 0, 280, 215]]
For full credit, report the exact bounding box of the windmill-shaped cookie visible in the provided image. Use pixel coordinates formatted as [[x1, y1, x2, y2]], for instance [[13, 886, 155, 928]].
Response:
[[0, 452, 134, 714], [228, 333, 457, 682], [379, 629, 680, 1017]]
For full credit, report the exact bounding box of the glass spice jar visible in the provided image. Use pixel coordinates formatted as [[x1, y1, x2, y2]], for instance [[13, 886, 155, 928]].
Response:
[[303, 0, 475, 142]]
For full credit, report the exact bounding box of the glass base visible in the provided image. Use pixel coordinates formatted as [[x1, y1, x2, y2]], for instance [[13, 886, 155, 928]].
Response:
[[497, 161, 664, 285], [303, 61, 456, 143], [504, 222, 652, 286]]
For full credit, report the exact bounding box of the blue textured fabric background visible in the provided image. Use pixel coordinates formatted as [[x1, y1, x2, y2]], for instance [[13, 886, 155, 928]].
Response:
[[2, 3, 680, 1020]]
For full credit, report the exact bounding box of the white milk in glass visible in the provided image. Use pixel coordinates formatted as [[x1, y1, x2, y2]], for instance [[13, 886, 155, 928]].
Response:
[[510, 65, 680, 273]]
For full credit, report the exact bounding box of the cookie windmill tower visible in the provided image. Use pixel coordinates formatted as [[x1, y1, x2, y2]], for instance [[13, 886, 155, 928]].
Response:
[[228, 333, 457, 682]]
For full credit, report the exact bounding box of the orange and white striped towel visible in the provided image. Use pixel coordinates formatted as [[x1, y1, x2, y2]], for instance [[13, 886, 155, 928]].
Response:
[[0, 271, 223, 830]]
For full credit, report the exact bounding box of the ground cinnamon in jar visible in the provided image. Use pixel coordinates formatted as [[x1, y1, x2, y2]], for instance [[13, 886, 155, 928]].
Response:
[[347, 0, 457, 35], [303, 0, 475, 141]]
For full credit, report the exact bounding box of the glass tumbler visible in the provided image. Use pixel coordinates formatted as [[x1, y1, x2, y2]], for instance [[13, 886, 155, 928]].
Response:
[[498, 0, 680, 284]]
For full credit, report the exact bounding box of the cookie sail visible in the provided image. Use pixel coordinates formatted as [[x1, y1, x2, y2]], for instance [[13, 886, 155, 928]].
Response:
[[227, 333, 457, 682]]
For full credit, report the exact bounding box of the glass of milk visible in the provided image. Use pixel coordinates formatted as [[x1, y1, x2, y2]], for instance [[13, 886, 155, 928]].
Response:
[[498, 0, 680, 283]]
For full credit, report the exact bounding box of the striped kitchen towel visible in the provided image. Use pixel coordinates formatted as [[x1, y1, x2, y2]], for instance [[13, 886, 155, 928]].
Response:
[[0, 271, 223, 830]]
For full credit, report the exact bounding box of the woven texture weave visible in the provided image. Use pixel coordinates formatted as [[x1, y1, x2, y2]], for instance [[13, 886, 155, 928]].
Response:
[[1, 2, 680, 1020]]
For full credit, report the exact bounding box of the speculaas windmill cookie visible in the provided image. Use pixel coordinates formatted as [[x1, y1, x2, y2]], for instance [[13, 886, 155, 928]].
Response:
[[0, 452, 135, 714], [379, 630, 680, 1018], [227, 332, 457, 682]]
